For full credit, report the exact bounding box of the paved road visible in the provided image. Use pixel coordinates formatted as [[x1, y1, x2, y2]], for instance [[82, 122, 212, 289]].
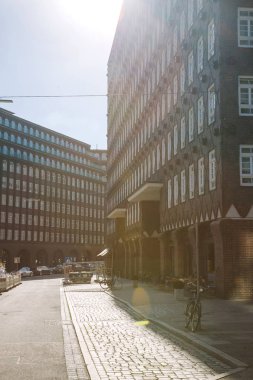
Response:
[[0, 277, 68, 380], [64, 283, 236, 380]]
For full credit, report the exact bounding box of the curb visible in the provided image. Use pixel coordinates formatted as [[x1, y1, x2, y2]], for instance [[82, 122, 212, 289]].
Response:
[[107, 291, 248, 372]]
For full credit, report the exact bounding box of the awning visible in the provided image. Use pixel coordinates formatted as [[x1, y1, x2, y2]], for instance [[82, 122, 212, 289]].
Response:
[[128, 182, 163, 202], [107, 208, 126, 219], [97, 248, 110, 257]]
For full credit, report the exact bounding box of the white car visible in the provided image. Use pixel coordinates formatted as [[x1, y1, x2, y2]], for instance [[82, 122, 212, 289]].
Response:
[[18, 267, 33, 277]]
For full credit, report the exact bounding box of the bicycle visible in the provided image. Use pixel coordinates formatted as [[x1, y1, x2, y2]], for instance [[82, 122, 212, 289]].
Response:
[[184, 281, 206, 332], [99, 273, 122, 291]]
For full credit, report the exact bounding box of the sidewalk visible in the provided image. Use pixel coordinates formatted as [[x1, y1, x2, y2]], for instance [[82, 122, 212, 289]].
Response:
[[109, 279, 253, 379]]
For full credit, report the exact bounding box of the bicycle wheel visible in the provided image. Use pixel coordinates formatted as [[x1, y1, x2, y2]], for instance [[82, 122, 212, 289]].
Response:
[[185, 301, 194, 328], [191, 304, 201, 332], [99, 279, 109, 290]]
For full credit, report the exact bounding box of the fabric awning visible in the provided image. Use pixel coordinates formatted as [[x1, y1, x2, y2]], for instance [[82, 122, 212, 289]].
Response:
[[97, 248, 110, 257]]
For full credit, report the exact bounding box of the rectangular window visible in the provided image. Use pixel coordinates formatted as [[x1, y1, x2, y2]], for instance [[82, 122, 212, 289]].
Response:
[[240, 145, 253, 185], [189, 164, 195, 199], [198, 96, 204, 133], [181, 170, 186, 203], [1, 212, 6, 223], [168, 132, 172, 161], [238, 8, 253, 47], [208, 19, 215, 59], [168, 179, 172, 209], [208, 84, 216, 124], [239, 76, 253, 115], [174, 175, 178, 206], [189, 107, 194, 142], [173, 76, 178, 105], [188, 0, 194, 30], [180, 117, 186, 149], [173, 125, 178, 155], [180, 65, 185, 95], [198, 157, 205, 195], [197, 0, 203, 14], [188, 51, 194, 85], [197, 36, 204, 73], [209, 149, 216, 190]]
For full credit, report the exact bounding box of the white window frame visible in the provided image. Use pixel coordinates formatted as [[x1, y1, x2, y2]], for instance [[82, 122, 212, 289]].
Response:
[[240, 145, 253, 185], [197, 96, 204, 133], [198, 157, 205, 195], [168, 179, 172, 208], [197, 36, 204, 73], [174, 175, 179, 206], [208, 19, 215, 59], [181, 170, 186, 203], [238, 8, 253, 48], [180, 117, 186, 149], [239, 76, 253, 115], [180, 65, 185, 95], [189, 164, 195, 199], [208, 84, 216, 124], [189, 107, 194, 142], [209, 149, 216, 191], [173, 125, 178, 155], [168, 132, 172, 161], [188, 51, 194, 85]]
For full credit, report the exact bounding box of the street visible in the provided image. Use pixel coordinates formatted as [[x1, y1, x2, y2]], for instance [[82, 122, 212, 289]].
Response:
[[0, 277, 251, 380], [0, 277, 68, 380]]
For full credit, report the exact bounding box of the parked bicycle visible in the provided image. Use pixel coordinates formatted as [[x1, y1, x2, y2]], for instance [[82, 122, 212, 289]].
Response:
[[99, 273, 122, 291], [184, 280, 206, 332]]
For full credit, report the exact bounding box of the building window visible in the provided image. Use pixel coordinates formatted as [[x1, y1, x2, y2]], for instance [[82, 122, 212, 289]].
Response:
[[197, 96, 204, 133], [209, 149, 216, 190], [174, 175, 178, 206], [168, 179, 172, 209], [208, 84, 216, 124], [188, 0, 194, 30], [173, 125, 178, 155], [180, 117, 186, 149], [240, 145, 253, 185], [238, 8, 253, 47], [197, 0, 203, 14], [167, 132, 172, 161], [181, 170, 186, 203], [239, 76, 253, 115], [188, 51, 194, 85], [198, 157, 205, 195], [173, 76, 178, 105], [180, 65, 185, 95], [189, 164, 195, 199], [197, 36, 204, 73], [208, 19, 215, 59]]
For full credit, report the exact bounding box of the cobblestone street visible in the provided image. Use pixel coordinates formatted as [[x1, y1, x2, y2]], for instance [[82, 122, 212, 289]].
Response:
[[64, 284, 237, 380]]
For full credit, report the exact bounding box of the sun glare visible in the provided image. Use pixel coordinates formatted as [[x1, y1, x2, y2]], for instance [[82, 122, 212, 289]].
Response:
[[61, 0, 122, 32]]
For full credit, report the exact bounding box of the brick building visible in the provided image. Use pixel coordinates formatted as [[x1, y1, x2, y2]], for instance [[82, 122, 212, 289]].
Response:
[[0, 108, 107, 271], [106, 0, 253, 298]]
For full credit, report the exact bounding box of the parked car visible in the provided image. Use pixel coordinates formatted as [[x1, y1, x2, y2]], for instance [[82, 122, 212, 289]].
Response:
[[18, 267, 33, 277], [34, 266, 52, 276], [52, 265, 64, 274]]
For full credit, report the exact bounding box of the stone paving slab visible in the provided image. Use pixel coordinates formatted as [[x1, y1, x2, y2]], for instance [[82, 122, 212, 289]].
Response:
[[64, 285, 240, 380]]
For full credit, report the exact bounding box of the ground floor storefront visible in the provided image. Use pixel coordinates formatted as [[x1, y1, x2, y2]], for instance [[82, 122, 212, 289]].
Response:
[[0, 242, 103, 272], [110, 218, 253, 299]]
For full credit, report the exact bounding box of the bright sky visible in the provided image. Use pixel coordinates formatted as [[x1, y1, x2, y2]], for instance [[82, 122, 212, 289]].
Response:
[[0, 0, 122, 149]]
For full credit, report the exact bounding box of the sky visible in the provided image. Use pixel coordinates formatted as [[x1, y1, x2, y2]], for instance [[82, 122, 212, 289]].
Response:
[[0, 0, 122, 149]]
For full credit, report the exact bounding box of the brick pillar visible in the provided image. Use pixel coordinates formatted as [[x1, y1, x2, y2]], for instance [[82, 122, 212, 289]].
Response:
[[159, 235, 166, 280], [171, 230, 185, 276], [210, 220, 225, 297]]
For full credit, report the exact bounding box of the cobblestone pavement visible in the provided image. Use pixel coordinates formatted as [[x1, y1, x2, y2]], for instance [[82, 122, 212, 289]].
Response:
[[60, 288, 90, 380], [64, 284, 236, 380]]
